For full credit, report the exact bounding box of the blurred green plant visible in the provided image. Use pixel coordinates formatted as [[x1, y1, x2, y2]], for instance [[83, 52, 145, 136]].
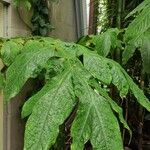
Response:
[[13, 0, 58, 36]]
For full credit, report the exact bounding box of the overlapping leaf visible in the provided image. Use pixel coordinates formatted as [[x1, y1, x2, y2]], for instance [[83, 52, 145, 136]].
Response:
[[123, 0, 150, 72], [22, 58, 65, 118], [82, 51, 150, 111], [5, 40, 57, 101], [1, 37, 150, 150], [24, 68, 76, 150], [123, 32, 150, 73], [78, 28, 121, 57], [83, 52, 129, 97], [92, 28, 121, 57], [125, 4, 150, 43], [89, 79, 131, 135], [71, 66, 123, 150], [125, 0, 150, 19]]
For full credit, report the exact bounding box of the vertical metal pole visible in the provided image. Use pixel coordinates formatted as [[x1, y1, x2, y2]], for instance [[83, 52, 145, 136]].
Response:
[[74, 0, 89, 39], [74, 0, 83, 39]]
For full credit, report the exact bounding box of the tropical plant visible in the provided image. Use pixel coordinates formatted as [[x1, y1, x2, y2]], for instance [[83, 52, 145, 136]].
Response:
[[78, 0, 150, 148], [1, 0, 149, 149], [0, 36, 150, 150], [123, 0, 150, 73]]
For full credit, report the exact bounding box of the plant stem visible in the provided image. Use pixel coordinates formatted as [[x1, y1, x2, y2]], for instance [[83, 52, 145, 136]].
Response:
[[122, 99, 128, 142], [117, 0, 122, 29], [138, 72, 145, 150], [115, 0, 123, 63]]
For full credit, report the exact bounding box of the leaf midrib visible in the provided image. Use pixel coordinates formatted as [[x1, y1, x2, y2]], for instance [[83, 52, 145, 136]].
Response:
[[32, 67, 74, 149]]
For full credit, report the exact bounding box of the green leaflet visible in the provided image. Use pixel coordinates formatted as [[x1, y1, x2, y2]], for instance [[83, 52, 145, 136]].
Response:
[[107, 60, 129, 97], [83, 52, 129, 97], [124, 2, 150, 68], [89, 79, 131, 136], [125, 4, 150, 43], [83, 50, 150, 111], [92, 28, 121, 57], [22, 58, 65, 118], [5, 41, 57, 101], [24, 69, 76, 150], [71, 68, 123, 150], [125, 0, 150, 19], [84, 53, 112, 85], [122, 41, 136, 65], [77, 28, 121, 57], [1, 41, 23, 66], [122, 69, 150, 112], [123, 32, 150, 73]]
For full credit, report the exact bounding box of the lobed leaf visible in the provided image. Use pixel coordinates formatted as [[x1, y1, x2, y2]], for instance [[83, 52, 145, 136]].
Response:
[[83, 51, 150, 111], [71, 67, 123, 150], [22, 58, 65, 118], [5, 41, 57, 101], [24, 68, 76, 150], [89, 79, 131, 135], [83, 52, 129, 97], [1, 37, 150, 150]]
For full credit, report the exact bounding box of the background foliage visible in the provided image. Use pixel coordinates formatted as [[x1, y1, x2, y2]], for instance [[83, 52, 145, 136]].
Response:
[[86, 0, 150, 149], [13, 0, 58, 36]]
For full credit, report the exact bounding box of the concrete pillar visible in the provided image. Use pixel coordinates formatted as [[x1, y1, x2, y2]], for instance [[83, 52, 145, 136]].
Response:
[[50, 0, 77, 42]]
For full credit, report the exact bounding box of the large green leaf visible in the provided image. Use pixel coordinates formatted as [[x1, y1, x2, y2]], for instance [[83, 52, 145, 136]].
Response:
[[83, 51, 150, 111], [89, 79, 131, 135], [84, 53, 112, 85], [24, 69, 76, 150], [1, 37, 150, 150], [125, 0, 150, 19], [123, 32, 150, 73], [107, 60, 129, 97], [92, 28, 121, 57], [22, 58, 65, 118], [125, 4, 150, 43], [5, 41, 57, 101], [71, 67, 123, 150], [83, 52, 129, 97], [122, 69, 150, 112]]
